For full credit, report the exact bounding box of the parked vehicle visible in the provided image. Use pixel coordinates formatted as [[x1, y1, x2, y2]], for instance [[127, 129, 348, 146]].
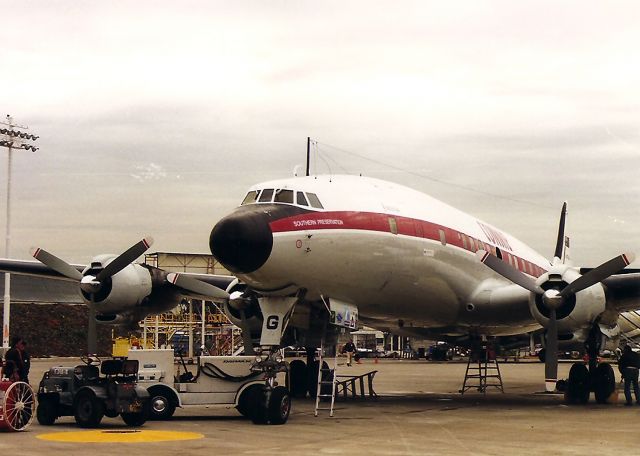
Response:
[[128, 349, 289, 424], [426, 343, 454, 361], [36, 356, 150, 428]]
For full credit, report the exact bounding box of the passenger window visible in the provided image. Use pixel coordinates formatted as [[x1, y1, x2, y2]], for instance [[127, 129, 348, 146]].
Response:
[[297, 192, 309, 206], [388, 217, 398, 235], [241, 190, 259, 205], [258, 189, 274, 203], [439, 229, 446, 246], [274, 189, 294, 204], [306, 193, 324, 209]]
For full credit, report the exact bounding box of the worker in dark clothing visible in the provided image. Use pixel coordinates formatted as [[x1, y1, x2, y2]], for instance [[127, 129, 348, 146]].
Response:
[[19, 341, 31, 384], [3, 336, 26, 382], [342, 340, 356, 367], [618, 345, 640, 405]]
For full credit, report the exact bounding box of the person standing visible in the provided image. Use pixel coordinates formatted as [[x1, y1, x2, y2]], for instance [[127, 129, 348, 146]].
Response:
[[343, 339, 356, 367], [618, 345, 640, 406], [3, 336, 26, 382]]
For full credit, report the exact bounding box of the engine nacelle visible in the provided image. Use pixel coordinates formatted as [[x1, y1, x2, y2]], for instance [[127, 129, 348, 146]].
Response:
[[221, 283, 263, 335], [529, 267, 606, 341], [80, 257, 153, 316]]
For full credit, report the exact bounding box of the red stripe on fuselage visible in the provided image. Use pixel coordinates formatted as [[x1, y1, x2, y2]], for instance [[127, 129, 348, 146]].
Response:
[[269, 210, 546, 278]]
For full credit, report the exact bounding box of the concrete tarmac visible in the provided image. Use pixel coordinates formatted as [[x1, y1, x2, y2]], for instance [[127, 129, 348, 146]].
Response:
[[1, 357, 638, 455]]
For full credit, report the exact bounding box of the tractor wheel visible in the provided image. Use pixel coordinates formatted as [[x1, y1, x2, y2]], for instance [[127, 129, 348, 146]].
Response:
[[74, 391, 104, 428], [36, 397, 58, 425], [148, 387, 176, 420], [267, 386, 291, 425], [121, 411, 147, 427]]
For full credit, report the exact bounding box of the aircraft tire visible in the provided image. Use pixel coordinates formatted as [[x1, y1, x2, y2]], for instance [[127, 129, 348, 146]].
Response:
[[267, 386, 291, 425], [237, 384, 263, 418], [593, 362, 615, 404], [567, 363, 590, 404], [249, 393, 269, 425]]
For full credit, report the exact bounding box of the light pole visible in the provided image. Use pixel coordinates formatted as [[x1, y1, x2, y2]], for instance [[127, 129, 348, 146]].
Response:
[[0, 114, 38, 351]]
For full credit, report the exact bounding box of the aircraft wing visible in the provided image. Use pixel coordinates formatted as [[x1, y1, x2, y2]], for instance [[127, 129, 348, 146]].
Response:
[[0, 257, 237, 299], [600, 271, 640, 313], [0, 258, 84, 281]]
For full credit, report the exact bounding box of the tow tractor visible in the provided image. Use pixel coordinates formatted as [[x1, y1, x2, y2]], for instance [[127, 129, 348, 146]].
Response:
[[127, 348, 290, 424], [36, 356, 150, 428]]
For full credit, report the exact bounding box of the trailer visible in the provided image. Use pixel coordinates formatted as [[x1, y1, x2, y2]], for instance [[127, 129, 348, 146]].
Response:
[[127, 349, 290, 424]]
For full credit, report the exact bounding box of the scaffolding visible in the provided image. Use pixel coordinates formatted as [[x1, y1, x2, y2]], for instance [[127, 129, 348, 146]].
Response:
[[136, 252, 242, 358], [140, 300, 242, 358]]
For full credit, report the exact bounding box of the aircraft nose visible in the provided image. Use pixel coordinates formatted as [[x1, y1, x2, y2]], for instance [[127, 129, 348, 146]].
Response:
[[209, 209, 273, 274]]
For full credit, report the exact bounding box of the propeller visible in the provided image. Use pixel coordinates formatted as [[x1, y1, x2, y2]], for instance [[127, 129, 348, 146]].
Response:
[[30, 248, 83, 281], [166, 273, 230, 300], [477, 203, 635, 392], [31, 236, 154, 354]]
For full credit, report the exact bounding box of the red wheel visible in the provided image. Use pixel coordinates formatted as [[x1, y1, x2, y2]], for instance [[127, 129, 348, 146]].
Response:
[[1, 382, 35, 431]]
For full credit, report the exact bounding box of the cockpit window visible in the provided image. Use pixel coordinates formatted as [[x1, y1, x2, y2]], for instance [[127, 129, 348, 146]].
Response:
[[306, 192, 324, 209], [258, 188, 274, 202], [296, 191, 309, 206], [274, 189, 294, 204], [241, 190, 259, 205]]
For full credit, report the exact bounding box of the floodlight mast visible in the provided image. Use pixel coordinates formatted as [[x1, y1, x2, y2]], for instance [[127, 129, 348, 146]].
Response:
[[1, 114, 38, 351]]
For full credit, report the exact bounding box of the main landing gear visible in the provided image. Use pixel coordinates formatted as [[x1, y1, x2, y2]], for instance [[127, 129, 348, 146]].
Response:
[[564, 326, 616, 404]]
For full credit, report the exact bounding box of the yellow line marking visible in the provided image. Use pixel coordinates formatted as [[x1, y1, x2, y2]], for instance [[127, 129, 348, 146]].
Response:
[[37, 430, 204, 443]]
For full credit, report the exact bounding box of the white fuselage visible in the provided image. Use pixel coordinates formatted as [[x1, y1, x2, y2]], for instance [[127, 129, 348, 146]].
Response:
[[225, 175, 551, 337]]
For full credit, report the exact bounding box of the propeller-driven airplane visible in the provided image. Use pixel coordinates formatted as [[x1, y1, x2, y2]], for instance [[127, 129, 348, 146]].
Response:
[[2, 173, 640, 424]]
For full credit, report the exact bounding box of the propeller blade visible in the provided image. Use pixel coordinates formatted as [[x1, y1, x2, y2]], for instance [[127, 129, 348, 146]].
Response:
[[544, 308, 559, 392], [30, 247, 83, 281], [239, 309, 255, 356], [559, 252, 635, 298], [167, 272, 230, 300], [87, 297, 97, 355], [552, 202, 568, 265], [476, 250, 543, 294], [96, 236, 154, 281]]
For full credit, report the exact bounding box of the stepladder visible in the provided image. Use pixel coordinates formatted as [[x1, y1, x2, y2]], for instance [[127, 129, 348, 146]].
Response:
[[460, 342, 504, 394], [314, 343, 338, 417]]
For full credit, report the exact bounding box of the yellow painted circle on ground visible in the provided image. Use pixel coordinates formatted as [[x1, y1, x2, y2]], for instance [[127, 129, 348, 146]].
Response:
[[37, 430, 204, 443]]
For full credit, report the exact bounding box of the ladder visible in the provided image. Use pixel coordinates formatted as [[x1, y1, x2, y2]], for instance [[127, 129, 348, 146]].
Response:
[[314, 342, 338, 417], [460, 342, 504, 394]]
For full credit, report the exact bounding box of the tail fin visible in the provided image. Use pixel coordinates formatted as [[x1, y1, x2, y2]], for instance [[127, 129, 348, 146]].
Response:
[[553, 202, 570, 265]]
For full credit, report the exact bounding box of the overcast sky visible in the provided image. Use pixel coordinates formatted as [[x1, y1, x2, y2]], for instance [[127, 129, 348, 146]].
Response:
[[1, 1, 639, 267]]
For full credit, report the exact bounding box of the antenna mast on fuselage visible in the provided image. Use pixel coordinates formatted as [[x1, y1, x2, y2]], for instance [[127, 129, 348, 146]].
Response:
[[306, 137, 311, 176]]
